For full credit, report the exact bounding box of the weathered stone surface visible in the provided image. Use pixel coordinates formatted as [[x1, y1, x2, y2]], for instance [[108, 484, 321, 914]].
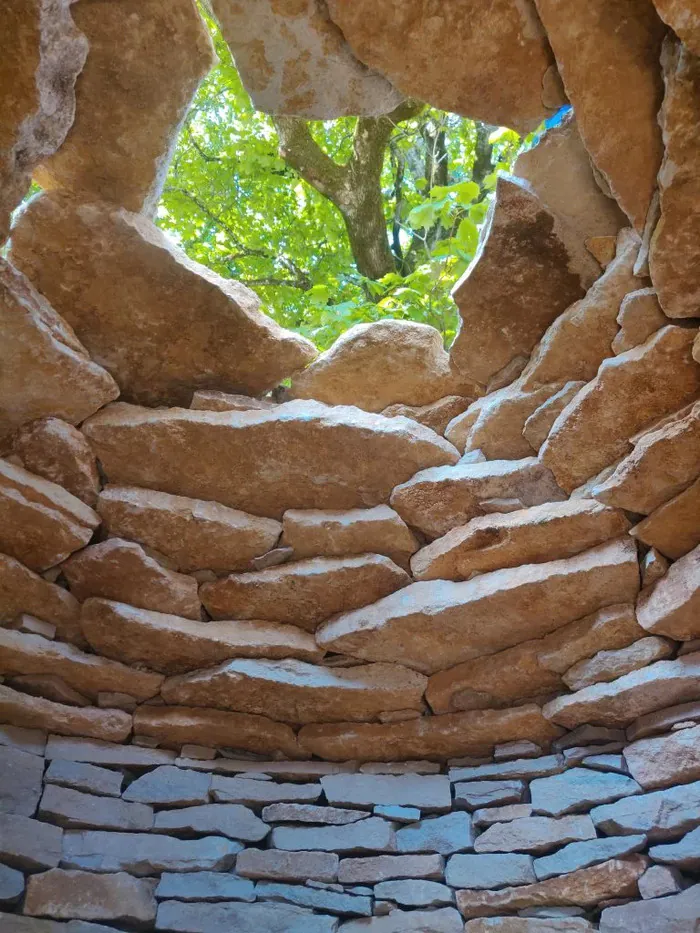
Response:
[[428, 604, 643, 713], [122, 766, 211, 807], [0, 685, 131, 743], [529, 769, 641, 817], [326, 0, 562, 132], [45, 759, 122, 799], [25, 868, 156, 926], [541, 326, 700, 492], [522, 382, 586, 452], [591, 779, 700, 840], [280, 506, 418, 570], [632, 476, 700, 560], [156, 871, 255, 903], [156, 898, 338, 932], [36, 0, 213, 213], [474, 805, 533, 828], [0, 863, 24, 907], [0, 813, 62, 872], [450, 176, 600, 385], [534, 835, 647, 882], [465, 922, 594, 932], [13, 419, 99, 507], [599, 883, 700, 931], [412, 500, 630, 582], [456, 856, 647, 919], [211, 776, 321, 807], [639, 864, 685, 900], [38, 785, 152, 832], [640, 548, 670, 587], [257, 880, 371, 916], [11, 195, 317, 406], [80, 598, 321, 673], [337, 854, 444, 884], [446, 853, 536, 889], [264, 805, 367, 826], [155, 804, 268, 843], [322, 774, 449, 811], [534, 0, 664, 230], [133, 705, 301, 759], [652, 0, 700, 54], [628, 701, 700, 742], [201, 555, 409, 631], [291, 320, 473, 412], [0, 744, 43, 815], [44, 735, 175, 768], [391, 458, 566, 540], [625, 724, 700, 789], [236, 849, 338, 883], [383, 397, 474, 436], [0, 918, 71, 933], [563, 637, 674, 690], [190, 390, 276, 413], [475, 816, 597, 855], [612, 289, 668, 355], [7, 673, 89, 709], [450, 756, 565, 783], [298, 705, 562, 762], [84, 402, 457, 518], [0, 628, 162, 701], [0, 553, 79, 643], [454, 781, 525, 811], [637, 545, 700, 640], [374, 879, 453, 907], [270, 816, 396, 854], [649, 827, 700, 869], [318, 538, 639, 674], [396, 813, 474, 855]]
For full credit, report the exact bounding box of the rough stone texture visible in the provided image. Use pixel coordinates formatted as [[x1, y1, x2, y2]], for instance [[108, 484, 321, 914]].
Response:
[[25, 869, 155, 927], [321, 774, 451, 811], [298, 705, 562, 762], [83, 402, 458, 519], [636, 544, 700, 640], [154, 804, 269, 843], [44, 735, 176, 768], [522, 382, 586, 452], [396, 812, 475, 855], [540, 326, 700, 492], [0, 812, 62, 872], [200, 555, 409, 631], [256, 880, 371, 916], [325, 0, 563, 132], [0, 684, 131, 743], [13, 419, 100, 506], [156, 898, 338, 933], [337, 854, 444, 884], [7, 674, 89, 709], [270, 816, 396, 854], [625, 699, 700, 741], [0, 863, 24, 907], [63, 542, 201, 621], [450, 176, 600, 386], [648, 827, 700, 869], [0, 0, 87, 242], [624, 724, 700, 789], [454, 781, 525, 810], [411, 500, 630, 582], [652, 0, 700, 54], [122, 766, 211, 807], [391, 458, 566, 540], [445, 853, 536, 889], [0, 743, 43, 815], [649, 38, 700, 319], [160, 658, 427, 724], [450, 757, 566, 784], [97, 485, 281, 573], [465, 923, 594, 932], [473, 805, 534, 828], [80, 597, 322, 673], [534, 835, 647, 881], [632, 476, 700, 560], [262, 804, 367, 825], [155, 870, 255, 902], [599, 884, 700, 932], [533, 0, 664, 230], [592, 780, 700, 840], [612, 289, 668, 355], [133, 706, 301, 760], [10, 194, 317, 406], [642, 549, 670, 588], [382, 397, 474, 436], [563, 637, 675, 690], [291, 320, 474, 412], [317, 538, 639, 674], [529, 769, 641, 817], [236, 848, 338, 883], [190, 390, 276, 413], [456, 856, 648, 919], [38, 784, 153, 832], [637, 863, 684, 899], [474, 816, 597, 854], [35, 0, 213, 213], [373, 879, 453, 907], [44, 759, 122, 799]]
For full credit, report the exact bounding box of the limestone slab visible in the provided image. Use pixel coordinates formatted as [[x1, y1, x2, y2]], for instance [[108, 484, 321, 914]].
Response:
[[0, 863, 23, 907], [155, 871, 255, 903], [449, 757, 565, 784], [563, 637, 674, 690], [44, 759, 122, 799], [637, 863, 684, 899], [529, 769, 641, 817], [0, 685, 131, 743], [0, 553, 82, 645], [465, 922, 594, 932], [591, 780, 700, 840], [632, 476, 700, 560], [624, 724, 700, 789], [474, 816, 596, 855], [270, 816, 396, 854], [337, 854, 444, 884], [236, 848, 338, 883], [38, 785, 152, 832], [396, 812, 475, 855], [321, 774, 450, 811], [648, 827, 700, 869], [0, 744, 43, 816], [599, 884, 700, 932], [25, 868, 156, 926], [534, 835, 647, 881], [262, 804, 367, 825], [374, 879, 453, 907], [636, 544, 700, 640], [454, 781, 525, 811], [0, 813, 62, 872], [473, 805, 533, 829], [156, 897, 338, 933], [44, 735, 175, 768], [13, 419, 100, 507], [154, 804, 268, 843], [445, 853, 536, 889], [256, 880, 371, 916], [123, 766, 211, 807], [211, 777, 321, 807], [382, 397, 474, 436], [612, 289, 668, 355]]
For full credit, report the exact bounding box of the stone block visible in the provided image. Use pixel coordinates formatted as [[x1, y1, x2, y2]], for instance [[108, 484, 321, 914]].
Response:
[[270, 817, 396, 854], [0, 744, 43, 816], [396, 812, 475, 855], [235, 849, 338, 883], [61, 831, 240, 875], [0, 813, 62, 872], [38, 785, 153, 832], [24, 869, 156, 927]]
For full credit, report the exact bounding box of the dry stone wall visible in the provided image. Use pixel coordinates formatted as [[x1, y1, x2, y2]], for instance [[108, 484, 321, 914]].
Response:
[[1, 0, 700, 929]]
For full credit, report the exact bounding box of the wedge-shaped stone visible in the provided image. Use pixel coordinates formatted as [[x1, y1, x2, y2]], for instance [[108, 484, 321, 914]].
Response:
[[80, 598, 322, 673], [321, 774, 451, 812], [456, 856, 648, 919], [0, 458, 98, 572], [132, 705, 301, 760], [0, 553, 77, 644], [318, 539, 639, 674], [64, 542, 200, 620], [13, 419, 100, 507], [38, 785, 153, 832], [84, 402, 458, 517], [636, 544, 700, 640], [25, 868, 156, 926], [0, 813, 62, 872], [427, 604, 643, 713], [160, 658, 427, 724], [10, 194, 317, 406], [270, 817, 396, 854], [35, 0, 213, 212], [529, 769, 641, 817], [541, 326, 700, 492], [450, 176, 600, 385], [599, 884, 700, 932], [391, 458, 565, 540], [155, 804, 268, 843], [474, 816, 596, 855], [298, 705, 562, 763], [326, 0, 562, 132], [651, 0, 700, 54], [412, 500, 630, 582], [612, 288, 668, 355], [591, 780, 700, 840], [383, 397, 474, 436], [236, 849, 338, 883], [534, 835, 647, 882], [200, 555, 409, 631], [521, 383, 586, 453], [563, 637, 674, 690], [632, 476, 700, 560], [544, 653, 700, 729], [0, 685, 131, 743], [625, 724, 700, 789], [0, 628, 162, 701], [445, 853, 536, 889]]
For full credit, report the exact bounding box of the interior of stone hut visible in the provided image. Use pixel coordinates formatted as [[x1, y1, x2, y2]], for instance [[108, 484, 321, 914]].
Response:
[[1, 1, 700, 930]]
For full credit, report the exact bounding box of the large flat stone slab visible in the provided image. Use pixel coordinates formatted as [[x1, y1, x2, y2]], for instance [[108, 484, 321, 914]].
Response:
[[235, 848, 338, 882], [211, 776, 320, 807], [155, 870, 255, 903], [632, 476, 700, 560], [648, 826, 700, 870], [562, 636, 674, 691], [44, 759, 123, 799], [474, 816, 596, 855], [636, 544, 700, 640], [0, 744, 43, 815], [262, 804, 368, 825], [122, 766, 211, 807], [13, 418, 100, 507], [445, 853, 536, 889], [44, 736, 175, 768], [321, 774, 451, 812], [256, 880, 370, 916], [624, 724, 700, 789], [25, 868, 156, 926], [529, 768, 641, 817], [339, 907, 462, 932], [534, 834, 647, 881], [0, 813, 62, 872], [591, 779, 700, 840], [337, 854, 444, 884], [154, 804, 268, 843], [38, 785, 153, 832], [396, 812, 474, 855], [599, 884, 700, 932], [0, 685, 132, 743], [0, 553, 82, 645], [270, 816, 396, 854]]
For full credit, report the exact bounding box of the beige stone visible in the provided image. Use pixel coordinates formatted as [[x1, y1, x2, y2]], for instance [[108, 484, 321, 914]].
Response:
[[97, 485, 281, 574], [13, 418, 99, 507], [0, 552, 82, 645], [637, 544, 700, 640], [456, 856, 647, 919], [632, 477, 700, 560], [298, 705, 562, 762], [563, 637, 674, 691], [10, 193, 317, 406], [543, 652, 700, 728], [0, 260, 119, 452], [211, 0, 402, 119], [534, 0, 665, 230], [0, 459, 98, 572], [35, 0, 213, 212], [160, 658, 427, 724], [201, 555, 409, 632], [318, 538, 639, 675], [612, 289, 668, 355], [519, 228, 641, 391], [325, 0, 563, 132], [426, 604, 643, 714], [80, 597, 324, 673], [133, 705, 302, 759], [63, 539, 201, 620], [652, 0, 700, 55], [291, 320, 475, 412], [522, 382, 586, 452], [382, 397, 474, 436], [391, 457, 565, 540], [587, 236, 618, 268], [7, 674, 89, 708], [83, 402, 457, 519], [625, 724, 700, 790], [190, 390, 276, 412], [640, 548, 670, 587], [540, 326, 700, 492], [24, 868, 156, 927], [450, 176, 600, 386], [0, 0, 86, 242], [411, 500, 630, 582], [649, 38, 700, 318], [0, 684, 131, 742]]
